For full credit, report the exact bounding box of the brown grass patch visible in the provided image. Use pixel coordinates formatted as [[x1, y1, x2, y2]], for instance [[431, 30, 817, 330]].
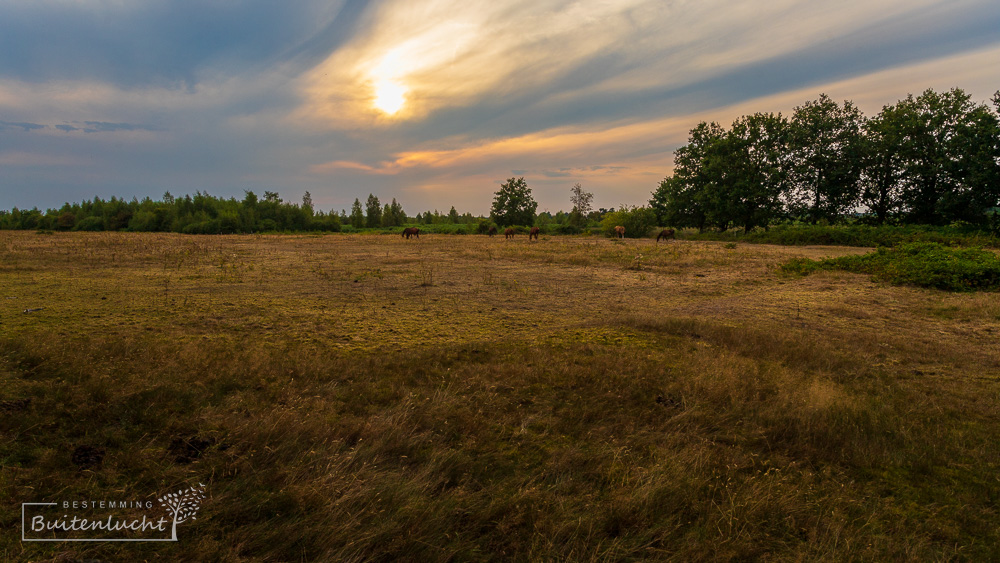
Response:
[[2, 232, 999, 561]]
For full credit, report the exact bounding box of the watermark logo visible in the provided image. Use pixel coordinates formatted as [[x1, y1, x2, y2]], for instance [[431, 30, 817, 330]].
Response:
[[22, 484, 207, 542]]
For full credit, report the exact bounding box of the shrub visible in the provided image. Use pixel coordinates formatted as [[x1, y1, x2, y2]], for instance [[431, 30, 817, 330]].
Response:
[[600, 206, 658, 238], [182, 220, 222, 235], [553, 224, 581, 235], [128, 211, 159, 232], [476, 220, 494, 234], [690, 224, 1000, 248], [56, 212, 77, 231], [781, 242, 1000, 291], [74, 216, 105, 231]]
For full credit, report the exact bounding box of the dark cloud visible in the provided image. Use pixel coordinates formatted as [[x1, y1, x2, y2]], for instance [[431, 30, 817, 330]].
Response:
[[51, 122, 162, 133], [279, 0, 376, 71], [0, 1, 356, 86], [80, 121, 164, 133], [0, 120, 45, 132]]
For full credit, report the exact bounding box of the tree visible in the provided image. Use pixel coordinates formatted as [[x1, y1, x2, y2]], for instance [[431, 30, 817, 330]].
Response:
[[448, 206, 460, 224], [894, 88, 1000, 224], [858, 104, 908, 224], [725, 112, 790, 232], [365, 194, 381, 228], [389, 198, 405, 226], [649, 115, 790, 234], [650, 121, 728, 231], [302, 191, 313, 216], [650, 176, 694, 228], [350, 198, 365, 229], [490, 177, 537, 227], [569, 183, 593, 227], [787, 94, 865, 223]]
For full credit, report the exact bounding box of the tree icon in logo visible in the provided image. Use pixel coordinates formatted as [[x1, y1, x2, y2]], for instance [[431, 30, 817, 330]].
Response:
[[158, 483, 207, 541]]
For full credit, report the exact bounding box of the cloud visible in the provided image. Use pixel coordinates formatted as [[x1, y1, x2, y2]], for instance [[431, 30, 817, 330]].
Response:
[[297, 0, 1000, 140], [1, 0, 999, 214], [0, 1, 354, 87], [51, 121, 163, 133], [0, 120, 44, 132]]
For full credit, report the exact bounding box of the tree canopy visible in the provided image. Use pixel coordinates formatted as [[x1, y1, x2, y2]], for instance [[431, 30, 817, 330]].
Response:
[[490, 177, 538, 227], [652, 88, 1000, 231]]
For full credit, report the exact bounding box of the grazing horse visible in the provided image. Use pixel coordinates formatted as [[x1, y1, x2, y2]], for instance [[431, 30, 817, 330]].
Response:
[[614, 225, 625, 239], [402, 227, 420, 239], [488, 226, 498, 237], [529, 227, 540, 240], [504, 228, 515, 239], [656, 228, 675, 242]]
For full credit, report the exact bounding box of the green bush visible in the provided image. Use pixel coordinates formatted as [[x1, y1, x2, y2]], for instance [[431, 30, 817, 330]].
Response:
[[74, 216, 105, 231], [128, 211, 159, 232], [690, 224, 1000, 248], [600, 206, 658, 238], [182, 220, 222, 235], [781, 242, 1000, 291], [553, 224, 581, 235], [476, 219, 494, 234]]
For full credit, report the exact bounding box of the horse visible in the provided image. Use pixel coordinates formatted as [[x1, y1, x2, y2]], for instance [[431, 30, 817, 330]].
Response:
[[488, 226, 498, 237], [656, 228, 675, 242], [504, 228, 515, 239], [402, 227, 420, 239], [529, 227, 540, 240], [614, 225, 625, 239]]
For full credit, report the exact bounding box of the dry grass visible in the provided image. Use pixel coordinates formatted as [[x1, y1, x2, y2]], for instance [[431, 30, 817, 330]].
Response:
[[1, 231, 999, 561]]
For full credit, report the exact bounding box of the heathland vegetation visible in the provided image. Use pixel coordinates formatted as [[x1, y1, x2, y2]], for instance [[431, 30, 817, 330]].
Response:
[[2, 232, 999, 560]]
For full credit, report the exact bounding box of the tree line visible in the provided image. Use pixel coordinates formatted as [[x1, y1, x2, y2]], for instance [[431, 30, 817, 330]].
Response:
[[4, 87, 996, 236], [0, 177, 607, 234], [0, 190, 342, 234], [651, 88, 1000, 233]]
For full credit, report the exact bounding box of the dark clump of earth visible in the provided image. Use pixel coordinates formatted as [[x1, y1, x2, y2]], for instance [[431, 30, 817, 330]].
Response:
[[71, 445, 105, 469], [168, 436, 216, 464]]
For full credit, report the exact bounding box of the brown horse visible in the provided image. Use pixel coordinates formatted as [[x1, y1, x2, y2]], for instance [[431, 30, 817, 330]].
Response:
[[488, 226, 498, 237], [504, 228, 515, 239], [614, 225, 625, 239], [656, 228, 675, 242], [529, 227, 540, 240], [402, 227, 420, 239]]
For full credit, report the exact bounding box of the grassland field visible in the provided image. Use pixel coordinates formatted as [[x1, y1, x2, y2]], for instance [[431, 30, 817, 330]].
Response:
[[2, 231, 999, 561]]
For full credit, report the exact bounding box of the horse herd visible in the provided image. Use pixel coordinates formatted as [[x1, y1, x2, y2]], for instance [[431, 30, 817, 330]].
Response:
[[402, 226, 677, 242]]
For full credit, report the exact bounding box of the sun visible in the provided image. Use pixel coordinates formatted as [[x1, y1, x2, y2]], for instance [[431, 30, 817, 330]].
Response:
[[373, 79, 407, 115]]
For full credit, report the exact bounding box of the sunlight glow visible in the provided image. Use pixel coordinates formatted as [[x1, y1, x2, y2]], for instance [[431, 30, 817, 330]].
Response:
[[373, 79, 407, 115]]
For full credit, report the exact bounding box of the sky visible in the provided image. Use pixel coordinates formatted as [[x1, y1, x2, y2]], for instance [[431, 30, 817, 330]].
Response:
[[1, 0, 998, 216]]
